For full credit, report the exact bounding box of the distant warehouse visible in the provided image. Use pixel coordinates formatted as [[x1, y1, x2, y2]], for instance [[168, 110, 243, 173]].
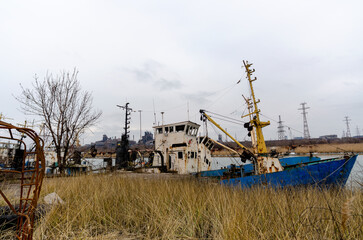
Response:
[[319, 135, 338, 139]]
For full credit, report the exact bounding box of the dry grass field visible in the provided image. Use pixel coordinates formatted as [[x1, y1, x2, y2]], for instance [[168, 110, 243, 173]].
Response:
[[0, 173, 356, 239]]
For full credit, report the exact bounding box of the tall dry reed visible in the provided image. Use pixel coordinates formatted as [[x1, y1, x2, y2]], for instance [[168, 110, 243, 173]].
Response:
[[12, 173, 363, 239]]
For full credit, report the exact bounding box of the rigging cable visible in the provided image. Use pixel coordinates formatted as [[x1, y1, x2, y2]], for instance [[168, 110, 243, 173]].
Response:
[[207, 115, 245, 126], [208, 123, 241, 166], [204, 80, 242, 110], [259, 113, 304, 135], [230, 102, 249, 118], [205, 110, 247, 124], [259, 113, 350, 152]]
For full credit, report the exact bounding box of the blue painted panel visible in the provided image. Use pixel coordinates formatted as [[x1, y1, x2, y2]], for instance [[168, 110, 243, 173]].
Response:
[[241, 164, 254, 174], [221, 155, 357, 188], [199, 168, 228, 177], [199, 156, 321, 177], [278, 156, 321, 167]]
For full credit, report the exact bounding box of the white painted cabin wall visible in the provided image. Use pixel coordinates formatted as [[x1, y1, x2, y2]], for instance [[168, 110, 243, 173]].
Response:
[[153, 121, 212, 174]]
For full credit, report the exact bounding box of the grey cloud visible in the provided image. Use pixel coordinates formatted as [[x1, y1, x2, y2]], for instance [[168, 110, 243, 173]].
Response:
[[181, 91, 216, 105], [132, 69, 153, 82], [128, 60, 182, 91], [1, 0, 362, 143], [154, 78, 182, 91], [128, 59, 163, 82]]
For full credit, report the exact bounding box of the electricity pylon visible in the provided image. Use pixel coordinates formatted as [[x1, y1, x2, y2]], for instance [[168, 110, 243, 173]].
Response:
[[344, 116, 351, 138], [277, 115, 286, 140], [298, 102, 310, 139]]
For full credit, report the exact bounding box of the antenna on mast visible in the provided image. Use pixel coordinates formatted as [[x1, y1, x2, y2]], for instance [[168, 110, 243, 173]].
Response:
[[153, 99, 157, 126], [161, 112, 165, 126], [187, 101, 190, 121]]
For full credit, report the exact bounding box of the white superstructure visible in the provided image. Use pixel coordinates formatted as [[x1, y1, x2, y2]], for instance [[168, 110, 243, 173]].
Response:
[[152, 121, 214, 174]]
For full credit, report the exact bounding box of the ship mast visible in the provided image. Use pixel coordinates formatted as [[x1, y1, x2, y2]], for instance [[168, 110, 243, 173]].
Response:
[[242, 60, 270, 155], [242, 95, 257, 153]]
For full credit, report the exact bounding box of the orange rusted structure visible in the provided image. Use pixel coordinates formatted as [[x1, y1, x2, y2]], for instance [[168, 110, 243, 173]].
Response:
[[0, 120, 45, 239]]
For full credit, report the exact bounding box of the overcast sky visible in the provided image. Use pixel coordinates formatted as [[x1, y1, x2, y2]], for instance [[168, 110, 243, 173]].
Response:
[[1, 0, 362, 144]]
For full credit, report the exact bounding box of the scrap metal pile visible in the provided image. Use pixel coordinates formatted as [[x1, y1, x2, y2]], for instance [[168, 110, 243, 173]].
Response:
[[0, 121, 45, 240]]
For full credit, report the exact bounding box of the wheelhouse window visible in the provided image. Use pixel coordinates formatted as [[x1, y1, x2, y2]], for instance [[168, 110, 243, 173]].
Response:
[[175, 125, 185, 132], [192, 128, 198, 136], [186, 126, 197, 136], [178, 152, 183, 159], [188, 127, 192, 135], [157, 128, 162, 134], [187, 126, 192, 135], [189, 127, 197, 136]]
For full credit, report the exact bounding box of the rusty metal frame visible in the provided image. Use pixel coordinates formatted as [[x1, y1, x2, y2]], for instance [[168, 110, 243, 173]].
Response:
[[0, 120, 45, 240]]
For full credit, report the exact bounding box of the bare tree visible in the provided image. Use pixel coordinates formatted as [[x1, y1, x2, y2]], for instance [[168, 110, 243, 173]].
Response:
[[16, 69, 102, 173]]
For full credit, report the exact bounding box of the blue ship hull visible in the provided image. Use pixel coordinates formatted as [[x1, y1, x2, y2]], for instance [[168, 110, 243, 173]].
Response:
[[200, 155, 358, 188]]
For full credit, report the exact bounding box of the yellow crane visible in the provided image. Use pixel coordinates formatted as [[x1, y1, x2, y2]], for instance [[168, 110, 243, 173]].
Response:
[[200, 60, 283, 174], [199, 109, 255, 162]]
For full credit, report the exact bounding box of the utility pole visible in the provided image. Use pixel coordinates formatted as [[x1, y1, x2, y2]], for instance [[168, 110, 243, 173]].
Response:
[[117, 103, 132, 140], [116, 103, 132, 168], [298, 102, 310, 139], [138, 110, 142, 142], [277, 115, 286, 140], [356, 126, 361, 137], [344, 116, 351, 138], [288, 127, 293, 140]]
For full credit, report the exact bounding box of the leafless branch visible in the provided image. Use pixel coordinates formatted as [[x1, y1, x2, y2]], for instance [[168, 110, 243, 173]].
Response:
[[16, 68, 102, 173]]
